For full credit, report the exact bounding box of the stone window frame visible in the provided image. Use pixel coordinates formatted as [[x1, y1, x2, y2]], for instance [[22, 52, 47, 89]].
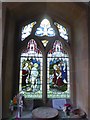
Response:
[[19, 16, 72, 103]]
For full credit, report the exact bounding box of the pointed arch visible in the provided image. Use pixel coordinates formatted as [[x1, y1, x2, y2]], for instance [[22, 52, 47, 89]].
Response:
[[19, 16, 71, 100]]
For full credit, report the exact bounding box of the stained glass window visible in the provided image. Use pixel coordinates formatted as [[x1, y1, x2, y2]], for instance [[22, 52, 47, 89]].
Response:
[[42, 40, 48, 47], [35, 19, 55, 37], [19, 39, 43, 98], [21, 22, 36, 41], [20, 18, 70, 99], [54, 22, 68, 41], [47, 40, 70, 98]]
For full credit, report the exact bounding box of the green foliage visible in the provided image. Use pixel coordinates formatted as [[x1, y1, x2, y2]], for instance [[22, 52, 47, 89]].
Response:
[[50, 83, 67, 92]]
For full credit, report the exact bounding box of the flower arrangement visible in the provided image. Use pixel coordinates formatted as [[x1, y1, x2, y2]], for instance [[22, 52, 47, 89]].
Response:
[[63, 103, 72, 116], [9, 95, 18, 113], [9, 93, 24, 118]]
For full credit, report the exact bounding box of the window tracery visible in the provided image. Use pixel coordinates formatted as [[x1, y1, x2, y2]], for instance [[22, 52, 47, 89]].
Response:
[[19, 18, 70, 99]]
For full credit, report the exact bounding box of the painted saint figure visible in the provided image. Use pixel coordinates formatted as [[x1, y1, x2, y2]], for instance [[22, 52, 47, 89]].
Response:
[[52, 64, 64, 87], [30, 63, 39, 92], [22, 62, 29, 89]]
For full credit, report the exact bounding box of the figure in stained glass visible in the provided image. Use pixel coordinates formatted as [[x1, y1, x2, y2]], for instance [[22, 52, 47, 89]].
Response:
[[19, 39, 42, 98], [22, 62, 30, 90], [30, 63, 39, 92], [53, 64, 64, 87], [47, 40, 69, 98], [49, 59, 67, 91], [61, 61, 67, 83]]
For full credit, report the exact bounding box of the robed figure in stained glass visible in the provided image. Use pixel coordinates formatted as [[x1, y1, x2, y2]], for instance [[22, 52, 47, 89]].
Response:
[[48, 40, 69, 98], [20, 39, 42, 98], [49, 59, 67, 91], [53, 64, 64, 87], [22, 62, 30, 90]]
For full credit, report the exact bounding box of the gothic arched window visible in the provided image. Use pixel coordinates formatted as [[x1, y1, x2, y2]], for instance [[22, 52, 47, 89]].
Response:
[[19, 18, 70, 99]]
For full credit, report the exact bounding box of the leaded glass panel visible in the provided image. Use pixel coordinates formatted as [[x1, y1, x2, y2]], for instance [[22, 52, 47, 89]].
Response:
[[19, 39, 42, 98], [54, 22, 68, 41], [47, 40, 70, 98], [21, 22, 36, 41], [35, 19, 55, 37], [42, 40, 48, 47]]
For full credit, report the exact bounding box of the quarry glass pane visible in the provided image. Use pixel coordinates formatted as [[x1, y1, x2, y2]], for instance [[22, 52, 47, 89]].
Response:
[[21, 22, 36, 41], [35, 19, 55, 37], [19, 39, 42, 98], [47, 40, 70, 98]]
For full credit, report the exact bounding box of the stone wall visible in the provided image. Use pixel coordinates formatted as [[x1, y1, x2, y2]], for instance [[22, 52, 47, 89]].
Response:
[[1, 2, 90, 119], [2, 5, 16, 118], [73, 10, 88, 116]]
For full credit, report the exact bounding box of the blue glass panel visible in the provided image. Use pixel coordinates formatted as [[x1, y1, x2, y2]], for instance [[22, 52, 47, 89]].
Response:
[[35, 19, 55, 37]]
